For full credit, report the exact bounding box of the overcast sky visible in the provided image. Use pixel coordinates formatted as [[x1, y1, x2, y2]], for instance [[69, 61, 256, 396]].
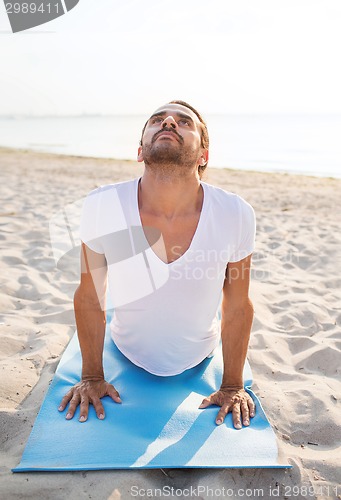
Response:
[[1, 0, 341, 115]]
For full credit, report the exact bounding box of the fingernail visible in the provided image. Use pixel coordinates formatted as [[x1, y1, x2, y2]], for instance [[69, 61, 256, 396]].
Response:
[[250, 412, 255, 417], [66, 413, 72, 419], [79, 416, 86, 422], [244, 420, 249, 426], [216, 419, 223, 425], [58, 405, 63, 411], [235, 423, 242, 429], [117, 397, 122, 403], [99, 413, 104, 420]]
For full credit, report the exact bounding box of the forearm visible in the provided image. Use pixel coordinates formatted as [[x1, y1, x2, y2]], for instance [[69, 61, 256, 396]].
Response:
[[220, 299, 254, 389], [74, 285, 106, 380]]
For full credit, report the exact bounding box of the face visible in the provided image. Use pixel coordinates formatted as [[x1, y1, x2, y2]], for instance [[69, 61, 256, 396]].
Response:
[[138, 103, 208, 172]]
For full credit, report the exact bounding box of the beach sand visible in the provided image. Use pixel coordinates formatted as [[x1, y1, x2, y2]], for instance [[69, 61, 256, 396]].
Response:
[[0, 147, 340, 499]]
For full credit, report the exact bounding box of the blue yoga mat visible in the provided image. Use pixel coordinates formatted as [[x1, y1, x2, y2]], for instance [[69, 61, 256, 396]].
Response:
[[13, 326, 289, 471]]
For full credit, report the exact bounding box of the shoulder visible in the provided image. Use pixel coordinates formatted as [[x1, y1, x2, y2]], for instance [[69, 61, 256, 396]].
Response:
[[202, 181, 255, 215], [80, 179, 137, 246], [82, 179, 138, 212], [84, 178, 137, 200]]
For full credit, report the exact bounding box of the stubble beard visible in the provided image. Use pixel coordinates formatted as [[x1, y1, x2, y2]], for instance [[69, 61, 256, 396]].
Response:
[[142, 141, 200, 179]]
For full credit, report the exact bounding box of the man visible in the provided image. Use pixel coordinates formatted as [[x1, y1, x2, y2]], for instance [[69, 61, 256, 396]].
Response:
[[58, 100, 256, 429]]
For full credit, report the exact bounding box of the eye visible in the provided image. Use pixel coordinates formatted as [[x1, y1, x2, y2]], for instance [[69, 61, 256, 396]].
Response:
[[178, 119, 190, 126], [151, 117, 163, 124]]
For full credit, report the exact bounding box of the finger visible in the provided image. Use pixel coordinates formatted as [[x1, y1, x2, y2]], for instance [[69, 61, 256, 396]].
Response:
[[241, 400, 250, 426], [92, 397, 105, 420], [232, 404, 242, 429], [216, 405, 230, 425], [79, 395, 90, 422], [199, 397, 213, 409], [65, 394, 81, 420], [107, 385, 122, 404], [58, 389, 74, 411], [248, 397, 256, 417]]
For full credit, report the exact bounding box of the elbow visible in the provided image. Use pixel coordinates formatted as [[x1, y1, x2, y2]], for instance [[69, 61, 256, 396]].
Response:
[[74, 283, 104, 312], [246, 298, 254, 316], [238, 299, 254, 320], [243, 298, 254, 320], [73, 285, 82, 309], [222, 298, 254, 323]]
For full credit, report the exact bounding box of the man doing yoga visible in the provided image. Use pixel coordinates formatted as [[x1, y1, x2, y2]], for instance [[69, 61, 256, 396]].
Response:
[[58, 100, 256, 429]]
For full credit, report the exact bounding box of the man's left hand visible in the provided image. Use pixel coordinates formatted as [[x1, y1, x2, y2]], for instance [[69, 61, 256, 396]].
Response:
[[199, 388, 255, 429]]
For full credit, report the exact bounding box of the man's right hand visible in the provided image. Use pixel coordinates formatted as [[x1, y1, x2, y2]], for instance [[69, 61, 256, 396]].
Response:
[[58, 379, 122, 422]]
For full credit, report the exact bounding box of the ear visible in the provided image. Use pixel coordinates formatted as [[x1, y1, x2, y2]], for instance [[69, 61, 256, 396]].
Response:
[[137, 145, 144, 163], [199, 149, 209, 166]]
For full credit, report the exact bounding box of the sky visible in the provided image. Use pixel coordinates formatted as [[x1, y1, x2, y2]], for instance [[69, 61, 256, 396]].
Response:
[[1, 0, 341, 116]]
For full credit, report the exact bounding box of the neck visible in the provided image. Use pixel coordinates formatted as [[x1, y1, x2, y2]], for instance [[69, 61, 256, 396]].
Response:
[[139, 168, 203, 218]]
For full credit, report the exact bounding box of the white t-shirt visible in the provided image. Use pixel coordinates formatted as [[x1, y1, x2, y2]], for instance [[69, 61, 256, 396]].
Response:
[[80, 178, 256, 376]]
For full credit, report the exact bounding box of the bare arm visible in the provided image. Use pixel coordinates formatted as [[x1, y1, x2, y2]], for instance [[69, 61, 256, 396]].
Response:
[[75, 242, 107, 380], [58, 243, 121, 422], [221, 254, 254, 390], [199, 255, 256, 428]]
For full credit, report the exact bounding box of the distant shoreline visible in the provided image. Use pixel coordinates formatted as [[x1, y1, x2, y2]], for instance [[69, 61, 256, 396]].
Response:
[[1, 113, 340, 179], [1, 145, 339, 181]]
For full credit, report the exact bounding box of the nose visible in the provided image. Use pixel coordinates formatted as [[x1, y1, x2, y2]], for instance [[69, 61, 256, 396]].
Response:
[[161, 115, 177, 129]]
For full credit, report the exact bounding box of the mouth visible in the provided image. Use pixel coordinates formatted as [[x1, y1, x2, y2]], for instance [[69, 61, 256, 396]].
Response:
[[153, 130, 183, 143]]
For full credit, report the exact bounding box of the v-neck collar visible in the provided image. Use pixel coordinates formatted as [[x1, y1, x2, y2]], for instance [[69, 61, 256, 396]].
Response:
[[133, 177, 208, 267]]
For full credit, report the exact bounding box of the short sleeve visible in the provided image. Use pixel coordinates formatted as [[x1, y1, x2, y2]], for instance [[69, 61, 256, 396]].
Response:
[[229, 197, 256, 262], [79, 188, 104, 254]]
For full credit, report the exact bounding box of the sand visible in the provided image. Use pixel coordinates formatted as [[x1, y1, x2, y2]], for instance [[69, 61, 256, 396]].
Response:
[[0, 146, 340, 499]]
